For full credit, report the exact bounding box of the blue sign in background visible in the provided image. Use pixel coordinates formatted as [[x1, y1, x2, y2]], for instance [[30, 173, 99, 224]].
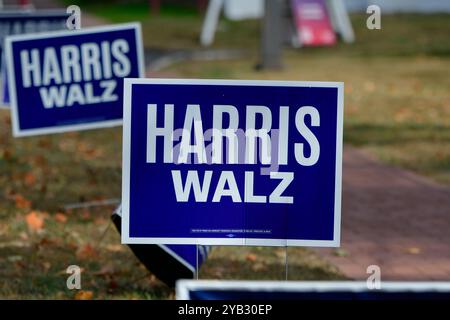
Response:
[[124, 81, 342, 246], [1, 11, 68, 106], [0, 11, 68, 67], [7, 25, 142, 135]]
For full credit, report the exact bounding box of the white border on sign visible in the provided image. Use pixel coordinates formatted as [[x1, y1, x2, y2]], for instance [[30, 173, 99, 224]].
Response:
[[4, 22, 145, 137], [176, 280, 450, 300], [121, 78, 344, 247]]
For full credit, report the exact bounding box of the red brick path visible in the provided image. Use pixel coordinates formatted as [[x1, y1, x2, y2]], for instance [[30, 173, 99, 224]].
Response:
[[315, 147, 450, 280]]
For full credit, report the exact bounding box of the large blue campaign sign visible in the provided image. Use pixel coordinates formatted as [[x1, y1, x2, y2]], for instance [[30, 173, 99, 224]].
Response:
[[5, 23, 144, 137], [122, 79, 343, 247]]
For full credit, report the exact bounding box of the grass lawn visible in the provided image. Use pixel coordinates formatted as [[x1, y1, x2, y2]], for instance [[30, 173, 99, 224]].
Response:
[[0, 2, 448, 298]]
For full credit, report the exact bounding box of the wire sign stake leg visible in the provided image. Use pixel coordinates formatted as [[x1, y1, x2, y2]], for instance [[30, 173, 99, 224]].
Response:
[[285, 246, 288, 281], [196, 244, 199, 280]]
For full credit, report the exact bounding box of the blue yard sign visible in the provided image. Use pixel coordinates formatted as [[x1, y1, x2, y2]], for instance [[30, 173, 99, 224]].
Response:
[[0, 9, 69, 108], [5, 23, 144, 137], [122, 79, 343, 247], [0, 10, 69, 68]]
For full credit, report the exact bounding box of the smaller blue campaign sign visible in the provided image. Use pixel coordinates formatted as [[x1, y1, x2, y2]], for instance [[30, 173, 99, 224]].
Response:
[[0, 10, 69, 108], [5, 23, 144, 137], [122, 79, 343, 247], [0, 10, 69, 67]]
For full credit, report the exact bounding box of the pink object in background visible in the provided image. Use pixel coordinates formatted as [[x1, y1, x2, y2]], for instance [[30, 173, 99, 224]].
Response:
[[291, 0, 337, 47]]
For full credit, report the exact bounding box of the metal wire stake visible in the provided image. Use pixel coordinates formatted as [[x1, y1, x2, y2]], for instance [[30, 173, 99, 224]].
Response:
[[285, 246, 288, 281], [196, 244, 199, 280]]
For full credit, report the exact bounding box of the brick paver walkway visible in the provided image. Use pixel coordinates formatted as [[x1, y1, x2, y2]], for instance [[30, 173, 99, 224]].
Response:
[[316, 146, 450, 280]]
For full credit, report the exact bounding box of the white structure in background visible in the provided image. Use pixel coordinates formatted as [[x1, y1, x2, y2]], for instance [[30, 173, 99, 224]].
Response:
[[326, 0, 355, 44], [200, 0, 354, 47], [224, 0, 263, 20], [201, 0, 264, 46]]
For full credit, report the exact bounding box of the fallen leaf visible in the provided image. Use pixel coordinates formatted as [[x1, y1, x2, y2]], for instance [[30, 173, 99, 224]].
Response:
[[2, 149, 13, 161], [24, 172, 36, 187], [76, 244, 98, 260], [81, 210, 91, 220], [54, 213, 68, 224], [15, 194, 31, 210], [25, 211, 45, 231], [15, 260, 26, 269], [32, 155, 47, 167], [274, 249, 286, 259], [74, 290, 93, 300], [38, 138, 52, 149], [93, 264, 115, 276], [76, 141, 104, 160], [42, 261, 51, 271], [245, 253, 257, 262], [19, 232, 28, 240], [94, 217, 105, 225], [39, 237, 56, 246]]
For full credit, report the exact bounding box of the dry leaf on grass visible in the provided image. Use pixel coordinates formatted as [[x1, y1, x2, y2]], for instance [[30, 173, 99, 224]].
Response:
[[25, 211, 45, 231], [81, 210, 91, 220], [76, 244, 98, 260], [74, 290, 94, 300], [93, 217, 106, 225], [245, 253, 257, 262], [54, 213, 68, 223], [15, 194, 31, 210], [93, 264, 116, 276], [24, 172, 36, 187], [42, 261, 51, 271]]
